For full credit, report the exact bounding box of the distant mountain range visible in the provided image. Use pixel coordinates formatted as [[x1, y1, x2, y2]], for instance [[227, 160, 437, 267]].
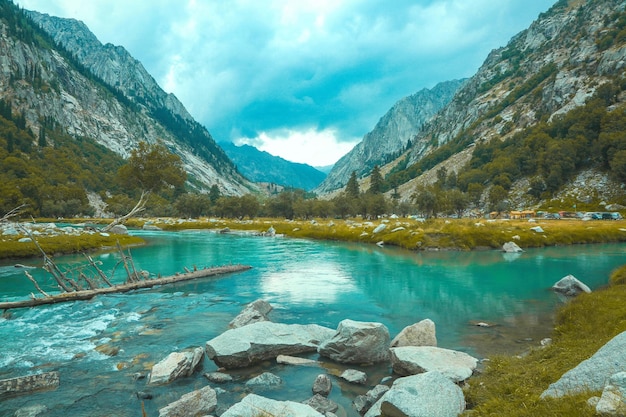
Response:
[[220, 142, 326, 191]]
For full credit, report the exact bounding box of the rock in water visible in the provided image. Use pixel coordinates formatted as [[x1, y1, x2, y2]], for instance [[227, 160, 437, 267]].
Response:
[[551, 274, 591, 296], [148, 347, 204, 385], [391, 318, 437, 347], [206, 321, 334, 369], [364, 372, 465, 417], [390, 346, 478, 382], [318, 319, 390, 364], [312, 374, 332, 396], [228, 299, 273, 328], [158, 385, 217, 417], [221, 393, 324, 417], [502, 241, 523, 253]]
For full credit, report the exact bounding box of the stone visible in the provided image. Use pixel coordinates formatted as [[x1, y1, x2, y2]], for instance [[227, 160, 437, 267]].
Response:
[[206, 321, 334, 369], [530, 226, 544, 233], [312, 374, 332, 396], [14, 405, 48, 417], [245, 371, 282, 387], [390, 319, 437, 347], [228, 299, 273, 328], [303, 393, 339, 414], [596, 375, 626, 416], [204, 371, 233, 383], [276, 354, 317, 366], [354, 385, 390, 415], [340, 369, 368, 385], [502, 241, 523, 253], [148, 347, 204, 385], [108, 224, 128, 235], [221, 393, 324, 417], [551, 274, 591, 296], [390, 346, 478, 382], [318, 319, 390, 365], [373, 224, 387, 234], [365, 372, 465, 417], [143, 224, 162, 231], [542, 331, 626, 398], [0, 372, 59, 396], [158, 385, 217, 417]]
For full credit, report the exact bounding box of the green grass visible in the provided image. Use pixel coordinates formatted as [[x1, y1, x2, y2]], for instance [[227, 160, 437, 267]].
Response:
[[463, 267, 626, 416]]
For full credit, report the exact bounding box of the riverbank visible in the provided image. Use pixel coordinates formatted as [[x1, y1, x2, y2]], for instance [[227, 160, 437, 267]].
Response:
[[139, 216, 626, 251], [462, 265, 626, 416]]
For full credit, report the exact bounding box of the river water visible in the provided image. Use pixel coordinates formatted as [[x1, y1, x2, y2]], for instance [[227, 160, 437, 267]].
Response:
[[1, 230, 625, 416]]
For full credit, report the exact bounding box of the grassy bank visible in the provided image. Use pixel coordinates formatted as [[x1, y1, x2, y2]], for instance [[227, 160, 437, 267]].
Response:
[[463, 265, 626, 416], [146, 216, 626, 251], [0, 232, 144, 260]]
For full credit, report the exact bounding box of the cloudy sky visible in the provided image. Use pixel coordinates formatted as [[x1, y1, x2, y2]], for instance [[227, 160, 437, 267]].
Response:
[[21, 0, 555, 167]]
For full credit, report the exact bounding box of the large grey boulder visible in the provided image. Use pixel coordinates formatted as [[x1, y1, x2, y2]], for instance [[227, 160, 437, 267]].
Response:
[[221, 393, 324, 417], [391, 319, 437, 347], [318, 319, 390, 364], [390, 346, 478, 382], [595, 372, 626, 415], [303, 393, 339, 415], [365, 372, 465, 417], [206, 321, 334, 369], [551, 274, 591, 296], [341, 369, 368, 385], [228, 299, 273, 328], [542, 331, 626, 398], [158, 385, 217, 417], [148, 347, 204, 385]]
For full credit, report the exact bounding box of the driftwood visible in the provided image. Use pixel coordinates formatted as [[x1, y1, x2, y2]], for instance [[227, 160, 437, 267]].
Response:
[[101, 190, 149, 233], [0, 264, 251, 310]]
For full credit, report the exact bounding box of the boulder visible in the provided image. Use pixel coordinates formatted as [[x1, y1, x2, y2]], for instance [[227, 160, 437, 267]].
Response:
[[530, 226, 544, 233], [551, 274, 591, 296], [245, 372, 282, 387], [221, 393, 324, 417], [108, 224, 128, 235], [364, 372, 465, 417], [542, 331, 626, 398], [148, 347, 204, 385], [390, 346, 478, 382], [502, 241, 523, 253], [228, 299, 273, 328], [158, 385, 217, 417], [596, 372, 626, 415], [318, 319, 390, 365], [340, 369, 368, 385], [303, 393, 339, 414], [312, 374, 332, 396], [206, 321, 334, 369], [391, 319, 437, 347], [14, 405, 48, 417], [354, 385, 390, 415], [373, 224, 387, 234]]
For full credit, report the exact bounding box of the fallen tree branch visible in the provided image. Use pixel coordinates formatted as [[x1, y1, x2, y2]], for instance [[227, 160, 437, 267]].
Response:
[[0, 264, 252, 310], [101, 190, 149, 233]]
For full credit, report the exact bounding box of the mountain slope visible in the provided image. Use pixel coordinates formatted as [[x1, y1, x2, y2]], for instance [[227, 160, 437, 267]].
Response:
[[220, 142, 326, 191], [382, 0, 626, 201], [315, 79, 465, 194], [5, 5, 252, 195]]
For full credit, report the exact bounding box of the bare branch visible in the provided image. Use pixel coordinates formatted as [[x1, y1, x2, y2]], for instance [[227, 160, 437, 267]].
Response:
[[102, 191, 149, 232]]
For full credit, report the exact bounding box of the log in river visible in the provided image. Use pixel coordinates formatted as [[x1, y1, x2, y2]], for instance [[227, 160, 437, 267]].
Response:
[[0, 264, 252, 310]]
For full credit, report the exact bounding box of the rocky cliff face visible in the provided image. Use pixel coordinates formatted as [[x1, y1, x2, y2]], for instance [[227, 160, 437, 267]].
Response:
[[315, 79, 465, 194], [0, 8, 252, 195], [400, 0, 626, 181]]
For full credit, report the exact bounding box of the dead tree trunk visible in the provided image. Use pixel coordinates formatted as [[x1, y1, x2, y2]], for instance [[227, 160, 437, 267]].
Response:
[[101, 190, 149, 232]]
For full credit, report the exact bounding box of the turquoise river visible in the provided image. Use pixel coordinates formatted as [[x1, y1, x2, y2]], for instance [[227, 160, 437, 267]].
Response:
[[1, 229, 625, 416]]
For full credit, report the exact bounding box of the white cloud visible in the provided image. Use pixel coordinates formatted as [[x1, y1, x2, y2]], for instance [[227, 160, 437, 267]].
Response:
[[235, 128, 357, 167]]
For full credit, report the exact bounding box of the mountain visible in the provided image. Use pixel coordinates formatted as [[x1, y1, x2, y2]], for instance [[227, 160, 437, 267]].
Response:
[[2, 3, 252, 195], [362, 0, 626, 207], [314, 79, 465, 194], [220, 142, 327, 191]]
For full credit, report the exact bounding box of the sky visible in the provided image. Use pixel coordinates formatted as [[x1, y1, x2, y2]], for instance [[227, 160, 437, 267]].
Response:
[[20, 0, 556, 167]]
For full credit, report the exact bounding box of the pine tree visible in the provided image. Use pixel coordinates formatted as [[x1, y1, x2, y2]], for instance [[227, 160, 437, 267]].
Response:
[[345, 171, 360, 198], [38, 126, 46, 147], [368, 165, 383, 194]]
